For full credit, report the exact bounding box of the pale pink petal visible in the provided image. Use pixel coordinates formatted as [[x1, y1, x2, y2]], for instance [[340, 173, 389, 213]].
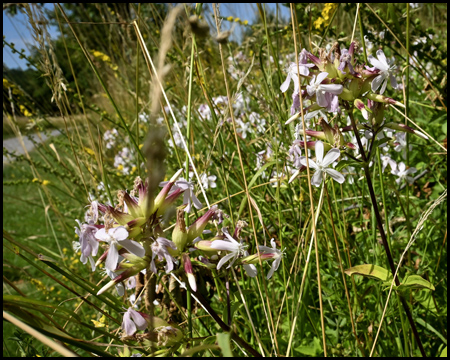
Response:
[[211, 240, 238, 252], [300, 158, 319, 170], [217, 252, 236, 270], [389, 74, 398, 89], [368, 55, 387, 71], [319, 84, 343, 94], [379, 78, 388, 95], [95, 228, 108, 242], [371, 74, 385, 92], [325, 168, 345, 184], [311, 170, 323, 187], [316, 72, 329, 84], [122, 311, 137, 335], [112, 226, 129, 241], [316, 91, 328, 107], [244, 264, 257, 277], [105, 245, 119, 271], [280, 73, 291, 93], [120, 239, 145, 257], [322, 148, 341, 167], [376, 50, 389, 68], [315, 141, 324, 163], [129, 309, 147, 330]]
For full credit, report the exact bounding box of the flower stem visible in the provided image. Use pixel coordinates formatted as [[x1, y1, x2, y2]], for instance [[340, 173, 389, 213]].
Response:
[[350, 118, 426, 356]]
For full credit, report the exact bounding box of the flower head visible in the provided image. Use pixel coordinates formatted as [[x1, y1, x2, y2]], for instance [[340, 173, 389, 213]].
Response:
[[368, 49, 398, 94], [95, 226, 145, 271], [150, 237, 177, 274], [122, 308, 148, 336], [306, 72, 343, 110], [210, 229, 248, 270], [258, 238, 284, 280], [300, 141, 345, 187], [391, 162, 417, 185]]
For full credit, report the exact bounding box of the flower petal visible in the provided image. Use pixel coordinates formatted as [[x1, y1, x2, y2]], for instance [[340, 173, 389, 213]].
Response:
[[316, 72, 329, 84], [120, 239, 145, 258], [311, 170, 323, 187], [379, 78, 388, 95], [316, 90, 328, 107], [368, 54, 388, 71], [376, 49, 389, 68], [371, 74, 385, 92], [105, 245, 119, 271], [315, 141, 324, 163], [217, 252, 236, 270], [389, 74, 398, 89], [95, 228, 108, 242], [112, 226, 129, 241], [122, 311, 137, 336], [319, 84, 343, 95], [210, 240, 238, 252], [321, 148, 341, 167], [325, 168, 345, 184], [129, 309, 147, 331], [280, 73, 291, 93], [244, 264, 257, 277]]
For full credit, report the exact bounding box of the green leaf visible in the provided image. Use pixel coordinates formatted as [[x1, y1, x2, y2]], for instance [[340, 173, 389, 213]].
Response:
[[440, 346, 447, 357], [344, 264, 392, 281], [416, 318, 447, 345], [397, 275, 435, 291], [414, 289, 438, 314], [217, 332, 233, 357]]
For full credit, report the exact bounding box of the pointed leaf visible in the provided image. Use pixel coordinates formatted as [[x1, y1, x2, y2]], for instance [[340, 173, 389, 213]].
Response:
[[345, 264, 392, 281], [217, 332, 233, 357], [397, 275, 435, 291]]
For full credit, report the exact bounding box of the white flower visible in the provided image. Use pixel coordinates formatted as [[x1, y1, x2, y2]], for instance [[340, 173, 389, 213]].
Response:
[[150, 237, 177, 274], [200, 173, 217, 190], [306, 72, 343, 109], [236, 119, 252, 139], [122, 308, 147, 336], [174, 179, 203, 213], [95, 226, 145, 271], [391, 162, 417, 185], [258, 238, 283, 280], [300, 141, 345, 187], [368, 49, 398, 94], [210, 229, 248, 270], [380, 154, 397, 173]]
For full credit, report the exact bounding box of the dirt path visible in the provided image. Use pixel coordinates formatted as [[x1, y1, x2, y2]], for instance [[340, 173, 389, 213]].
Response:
[[3, 129, 61, 166]]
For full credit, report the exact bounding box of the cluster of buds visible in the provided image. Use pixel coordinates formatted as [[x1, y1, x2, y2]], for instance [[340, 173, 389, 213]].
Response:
[[282, 42, 428, 185]]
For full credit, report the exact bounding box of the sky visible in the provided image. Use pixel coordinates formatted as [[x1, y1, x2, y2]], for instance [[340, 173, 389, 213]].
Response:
[[3, 3, 291, 70]]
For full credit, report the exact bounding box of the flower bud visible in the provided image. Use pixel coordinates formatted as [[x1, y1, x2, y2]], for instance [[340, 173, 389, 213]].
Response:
[[171, 209, 188, 254], [366, 93, 405, 108], [183, 254, 197, 292], [187, 206, 218, 242]]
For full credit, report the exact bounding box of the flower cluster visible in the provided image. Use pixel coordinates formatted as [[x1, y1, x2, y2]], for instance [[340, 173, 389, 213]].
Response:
[[282, 43, 427, 187]]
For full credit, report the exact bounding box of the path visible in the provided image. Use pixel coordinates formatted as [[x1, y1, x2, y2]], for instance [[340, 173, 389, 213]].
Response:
[[3, 129, 61, 166]]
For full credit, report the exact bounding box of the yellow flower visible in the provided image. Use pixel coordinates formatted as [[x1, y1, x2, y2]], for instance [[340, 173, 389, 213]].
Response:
[[242, 20, 248, 25], [227, 16, 233, 21], [234, 18, 240, 22], [314, 17, 325, 29], [117, 164, 124, 171], [84, 147, 95, 156], [102, 54, 110, 62], [42, 180, 50, 186], [32, 178, 39, 183], [92, 315, 107, 328], [139, 144, 144, 149], [93, 50, 103, 58]]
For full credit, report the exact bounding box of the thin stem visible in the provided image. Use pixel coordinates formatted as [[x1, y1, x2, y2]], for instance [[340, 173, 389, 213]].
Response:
[[349, 111, 426, 356]]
